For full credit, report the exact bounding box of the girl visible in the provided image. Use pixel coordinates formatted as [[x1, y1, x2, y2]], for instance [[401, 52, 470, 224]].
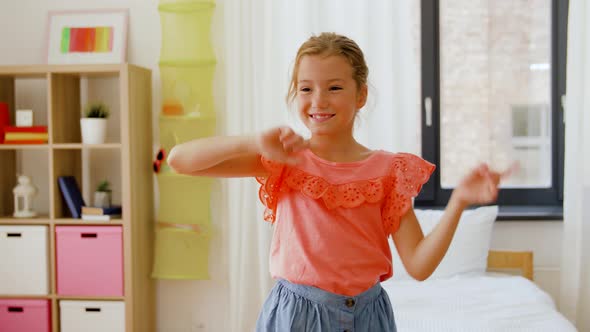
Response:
[[167, 32, 510, 332]]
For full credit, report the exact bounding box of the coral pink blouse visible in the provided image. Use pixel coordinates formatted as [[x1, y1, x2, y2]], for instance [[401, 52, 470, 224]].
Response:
[[256, 149, 435, 296]]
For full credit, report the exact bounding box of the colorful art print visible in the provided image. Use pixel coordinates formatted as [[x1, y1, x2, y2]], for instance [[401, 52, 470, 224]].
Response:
[[46, 9, 128, 64]]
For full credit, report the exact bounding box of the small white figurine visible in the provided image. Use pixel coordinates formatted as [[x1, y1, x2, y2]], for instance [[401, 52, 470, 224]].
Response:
[[13, 175, 38, 218]]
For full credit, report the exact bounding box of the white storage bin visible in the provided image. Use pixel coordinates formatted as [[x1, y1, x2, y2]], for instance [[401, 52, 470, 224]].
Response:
[[0, 225, 48, 295], [60, 300, 125, 332]]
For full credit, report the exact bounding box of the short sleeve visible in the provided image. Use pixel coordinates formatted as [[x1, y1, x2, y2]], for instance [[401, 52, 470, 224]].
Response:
[[255, 155, 287, 223], [382, 153, 435, 235]]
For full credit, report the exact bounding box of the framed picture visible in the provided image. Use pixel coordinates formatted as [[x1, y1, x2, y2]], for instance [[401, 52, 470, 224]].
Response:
[[46, 9, 129, 64]]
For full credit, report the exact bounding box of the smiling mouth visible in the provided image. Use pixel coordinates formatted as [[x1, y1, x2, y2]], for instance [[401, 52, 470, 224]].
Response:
[[309, 114, 335, 122]]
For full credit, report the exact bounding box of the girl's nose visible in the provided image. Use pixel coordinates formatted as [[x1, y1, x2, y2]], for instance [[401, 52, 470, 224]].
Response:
[[312, 91, 329, 109]]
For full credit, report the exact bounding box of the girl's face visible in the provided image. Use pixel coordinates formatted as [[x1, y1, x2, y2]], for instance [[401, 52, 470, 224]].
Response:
[[296, 55, 367, 137]]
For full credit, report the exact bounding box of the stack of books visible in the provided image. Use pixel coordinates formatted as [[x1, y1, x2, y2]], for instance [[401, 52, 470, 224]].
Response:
[[4, 125, 48, 144], [58, 176, 122, 222], [81, 205, 122, 221]]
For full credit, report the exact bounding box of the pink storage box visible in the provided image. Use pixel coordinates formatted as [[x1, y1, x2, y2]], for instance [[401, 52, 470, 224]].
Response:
[[0, 299, 51, 332], [56, 226, 123, 296]]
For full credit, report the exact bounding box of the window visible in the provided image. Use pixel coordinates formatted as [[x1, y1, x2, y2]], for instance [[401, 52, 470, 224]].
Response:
[[415, 0, 567, 219]]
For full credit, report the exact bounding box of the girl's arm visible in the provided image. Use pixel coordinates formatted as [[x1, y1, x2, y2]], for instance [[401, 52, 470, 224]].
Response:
[[167, 126, 307, 178], [392, 193, 467, 281], [393, 163, 513, 281], [167, 135, 263, 177]]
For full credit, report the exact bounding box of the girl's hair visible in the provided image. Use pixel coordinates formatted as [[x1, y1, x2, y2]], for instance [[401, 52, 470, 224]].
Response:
[[286, 32, 369, 104]]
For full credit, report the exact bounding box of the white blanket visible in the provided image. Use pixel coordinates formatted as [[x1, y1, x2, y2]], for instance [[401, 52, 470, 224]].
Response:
[[381, 273, 577, 332]]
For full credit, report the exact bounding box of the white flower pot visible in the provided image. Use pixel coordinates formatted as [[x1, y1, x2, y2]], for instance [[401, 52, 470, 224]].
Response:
[[94, 191, 112, 208], [80, 118, 107, 144]]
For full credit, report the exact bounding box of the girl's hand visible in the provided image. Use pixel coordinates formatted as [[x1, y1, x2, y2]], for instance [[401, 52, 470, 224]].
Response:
[[255, 126, 309, 164], [452, 162, 518, 207]]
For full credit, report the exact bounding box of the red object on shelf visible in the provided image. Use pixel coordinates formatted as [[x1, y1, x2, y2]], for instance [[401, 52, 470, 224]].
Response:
[[4, 125, 47, 133], [0, 102, 9, 143]]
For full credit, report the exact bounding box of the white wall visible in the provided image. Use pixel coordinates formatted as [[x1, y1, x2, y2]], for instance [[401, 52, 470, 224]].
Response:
[[0, 1, 230, 331], [0, 1, 564, 331]]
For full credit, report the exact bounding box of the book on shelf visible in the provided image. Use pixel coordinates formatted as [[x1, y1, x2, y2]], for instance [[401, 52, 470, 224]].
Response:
[[81, 214, 121, 221], [81, 205, 122, 216], [2, 126, 49, 144], [57, 176, 85, 219], [4, 132, 48, 141], [4, 125, 47, 133]]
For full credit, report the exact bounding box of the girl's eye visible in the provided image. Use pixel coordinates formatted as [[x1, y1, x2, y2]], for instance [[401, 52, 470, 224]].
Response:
[[329, 86, 343, 91], [299, 87, 311, 92]]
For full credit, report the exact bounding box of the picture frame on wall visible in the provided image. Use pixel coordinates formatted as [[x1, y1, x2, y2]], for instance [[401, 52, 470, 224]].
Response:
[[46, 9, 129, 64]]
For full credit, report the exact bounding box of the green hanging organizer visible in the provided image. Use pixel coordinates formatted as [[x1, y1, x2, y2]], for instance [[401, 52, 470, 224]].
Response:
[[152, 0, 217, 280]]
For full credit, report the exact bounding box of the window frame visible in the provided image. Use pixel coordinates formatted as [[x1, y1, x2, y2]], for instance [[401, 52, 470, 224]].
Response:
[[416, 0, 567, 219]]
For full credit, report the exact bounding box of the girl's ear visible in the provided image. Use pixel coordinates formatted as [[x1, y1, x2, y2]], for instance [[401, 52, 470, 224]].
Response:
[[356, 84, 368, 109]]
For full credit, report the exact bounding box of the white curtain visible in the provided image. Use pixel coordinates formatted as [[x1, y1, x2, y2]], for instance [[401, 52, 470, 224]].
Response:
[[559, 0, 590, 330], [220, 1, 420, 330]]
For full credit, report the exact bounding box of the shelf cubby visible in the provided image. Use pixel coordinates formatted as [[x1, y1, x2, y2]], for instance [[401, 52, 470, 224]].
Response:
[[0, 148, 50, 218], [50, 72, 121, 145]]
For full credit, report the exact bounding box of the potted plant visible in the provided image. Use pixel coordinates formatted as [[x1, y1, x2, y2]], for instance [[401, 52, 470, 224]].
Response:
[[81, 101, 110, 144], [93, 180, 112, 208]]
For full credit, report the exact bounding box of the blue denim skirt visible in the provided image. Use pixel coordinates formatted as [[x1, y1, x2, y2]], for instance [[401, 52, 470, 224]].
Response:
[[256, 279, 397, 332]]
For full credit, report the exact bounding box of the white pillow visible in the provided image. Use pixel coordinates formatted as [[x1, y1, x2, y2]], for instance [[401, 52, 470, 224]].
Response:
[[390, 205, 498, 280]]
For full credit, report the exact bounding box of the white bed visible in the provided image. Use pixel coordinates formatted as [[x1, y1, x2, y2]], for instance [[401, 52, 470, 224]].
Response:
[[384, 206, 577, 332], [382, 273, 577, 332]]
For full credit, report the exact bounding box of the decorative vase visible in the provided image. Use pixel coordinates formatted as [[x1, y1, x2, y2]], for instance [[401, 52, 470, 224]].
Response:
[[93, 191, 112, 208], [80, 118, 107, 144]]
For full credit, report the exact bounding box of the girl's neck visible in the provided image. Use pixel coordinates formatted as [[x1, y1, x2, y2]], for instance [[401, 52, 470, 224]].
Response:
[[308, 134, 371, 162]]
